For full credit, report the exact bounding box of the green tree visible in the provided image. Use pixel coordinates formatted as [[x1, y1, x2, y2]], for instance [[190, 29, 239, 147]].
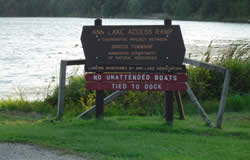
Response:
[[162, 0, 177, 15], [78, 0, 104, 17], [24, 0, 50, 16], [217, 0, 231, 19], [189, 0, 202, 13], [140, 0, 164, 14], [231, 0, 249, 18], [103, 0, 126, 16], [127, 0, 143, 16], [0, 0, 249, 21], [201, 0, 218, 18], [176, 0, 193, 17]]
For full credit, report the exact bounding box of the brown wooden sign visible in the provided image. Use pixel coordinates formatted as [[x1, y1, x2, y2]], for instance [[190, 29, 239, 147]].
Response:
[[85, 73, 188, 82], [81, 19, 187, 123], [86, 82, 187, 91], [81, 25, 186, 72]]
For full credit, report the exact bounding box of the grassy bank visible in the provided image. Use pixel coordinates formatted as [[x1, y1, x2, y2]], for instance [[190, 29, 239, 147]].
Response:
[[0, 55, 249, 159], [0, 112, 250, 160]]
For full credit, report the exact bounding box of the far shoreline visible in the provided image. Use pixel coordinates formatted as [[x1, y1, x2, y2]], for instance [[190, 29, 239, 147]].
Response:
[[1, 15, 250, 24]]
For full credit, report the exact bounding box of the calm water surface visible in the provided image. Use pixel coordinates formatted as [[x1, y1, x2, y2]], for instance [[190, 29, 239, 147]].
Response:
[[0, 18, 249, 99]]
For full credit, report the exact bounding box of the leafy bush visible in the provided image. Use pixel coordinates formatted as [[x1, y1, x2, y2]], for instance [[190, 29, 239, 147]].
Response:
[[106, 91, 164, 116], [220, 59, 250, 94], [44, 75, 95, 116], [226, 94, 250, 112], [181, 98, 219, 115], [187, 67, 224, 100], [187, 55, 250, 100]]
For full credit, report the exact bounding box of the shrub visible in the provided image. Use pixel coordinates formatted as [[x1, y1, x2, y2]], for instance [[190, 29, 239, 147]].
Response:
[[226, 94, 250, 112], [44, 75, 95, 116], [187, 57, 250, 100], [187, 67, 224, 100], [106, 91, 164, 116], [220, 59, 250, 93]]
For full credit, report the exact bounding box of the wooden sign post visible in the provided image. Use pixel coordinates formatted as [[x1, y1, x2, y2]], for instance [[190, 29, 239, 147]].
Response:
[[95, 19, 104, 119], [81, 19, 187, 124], [164, 19, 173, 125]]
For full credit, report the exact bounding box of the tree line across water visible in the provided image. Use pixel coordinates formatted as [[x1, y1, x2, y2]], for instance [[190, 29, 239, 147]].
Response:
[[0, 0, 250, 22]]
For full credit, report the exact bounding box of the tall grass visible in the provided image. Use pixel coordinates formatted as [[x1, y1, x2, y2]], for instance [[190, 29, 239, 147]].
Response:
[[0, 98, 54, 114], [44, 75, 96, 116]]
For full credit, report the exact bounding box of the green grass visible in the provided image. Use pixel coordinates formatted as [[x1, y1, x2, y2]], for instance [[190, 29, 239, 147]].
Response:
[[0, 112, 250, 160], [0, 98, 54, 114]]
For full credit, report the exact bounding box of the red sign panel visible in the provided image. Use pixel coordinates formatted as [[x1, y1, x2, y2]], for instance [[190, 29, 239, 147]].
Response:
[[86, 82, 187, 91], [85, 73, 187, 82]]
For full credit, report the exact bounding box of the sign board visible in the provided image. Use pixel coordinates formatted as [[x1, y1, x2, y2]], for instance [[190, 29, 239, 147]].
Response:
[[85, 73, 188, 82], [86, 82, 187, 91], [85, 73, 187, 91], [81, 25, 186, 72], [81, 19, 187, 122]]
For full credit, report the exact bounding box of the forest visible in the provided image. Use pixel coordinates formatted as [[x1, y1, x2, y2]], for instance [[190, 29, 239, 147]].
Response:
[[0, 0, 250, 22]]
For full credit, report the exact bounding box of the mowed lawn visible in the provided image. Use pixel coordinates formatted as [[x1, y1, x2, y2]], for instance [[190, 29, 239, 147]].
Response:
[[0, 112, 250, 160]]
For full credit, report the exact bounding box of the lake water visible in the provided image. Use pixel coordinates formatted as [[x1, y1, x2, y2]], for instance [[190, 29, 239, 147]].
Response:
[[0, 18, 249, 99]]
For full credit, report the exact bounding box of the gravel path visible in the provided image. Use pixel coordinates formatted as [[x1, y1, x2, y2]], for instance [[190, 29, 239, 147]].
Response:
[[0, 143, 86, 160]]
